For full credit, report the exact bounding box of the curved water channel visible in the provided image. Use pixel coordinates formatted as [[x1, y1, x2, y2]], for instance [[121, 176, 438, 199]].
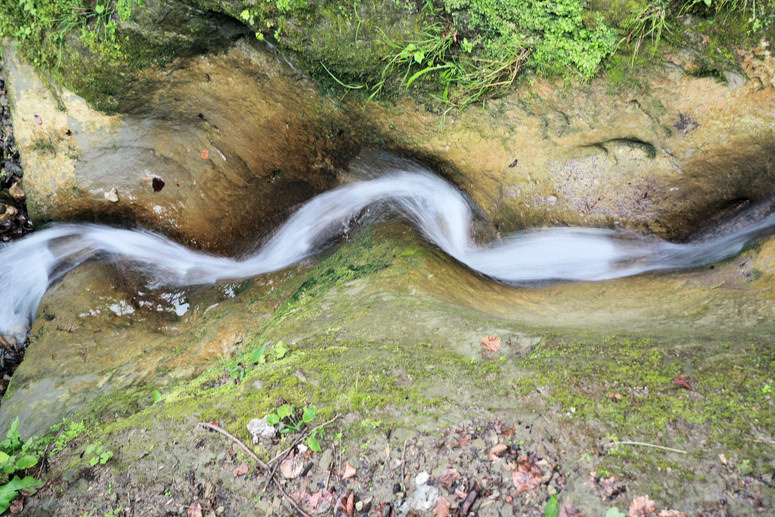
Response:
[[1, 159, 774, 340]]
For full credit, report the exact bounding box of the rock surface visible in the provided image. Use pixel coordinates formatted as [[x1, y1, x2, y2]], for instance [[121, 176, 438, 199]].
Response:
[[366, 42, 775, 240], [2, 40, 355, 254]]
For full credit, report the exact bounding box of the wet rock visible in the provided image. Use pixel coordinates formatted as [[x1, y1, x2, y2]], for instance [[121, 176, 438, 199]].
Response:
[[367, 45, 775, 240], [2, 40, 357, 254]]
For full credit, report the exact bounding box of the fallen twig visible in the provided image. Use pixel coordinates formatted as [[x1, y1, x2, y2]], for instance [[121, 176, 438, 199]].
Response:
[[400, 439, 407, 490], [198, 422, 312, 517], [196, 422, 269, 470], [274, 479, 313, 517], [604, 441, 687, 454]]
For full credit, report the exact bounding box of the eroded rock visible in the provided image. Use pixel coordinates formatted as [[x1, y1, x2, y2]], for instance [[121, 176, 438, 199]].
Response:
[[3, 40, 356, 254]]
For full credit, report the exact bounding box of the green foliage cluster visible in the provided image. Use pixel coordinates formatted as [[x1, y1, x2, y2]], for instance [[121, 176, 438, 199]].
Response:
[[0, 419, 44, 514], [0, 0, 144, 68], [84, 442, 114, 466], [264, 403, 322, 451], [622, 0, 774, 58], [443, 0, 617, 78], [352, 0, 616, 107]]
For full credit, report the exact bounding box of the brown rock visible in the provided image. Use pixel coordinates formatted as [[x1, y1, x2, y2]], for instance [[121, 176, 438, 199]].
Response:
[[8, 180, 24, 201], [0, 204, 17, 224]]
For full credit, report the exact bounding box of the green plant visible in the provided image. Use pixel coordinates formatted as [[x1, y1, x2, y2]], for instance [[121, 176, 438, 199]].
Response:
[[763, 380, 773, 395], [0, 419, 44, 514], [0, 0, 145, 69], [84, 442, 114, 466], [366, 0, 616, 108], [622, 0, 671, 58], [50, 419, 86, 454], [544, 494, 559, 517], [265, 404, 322, 451]]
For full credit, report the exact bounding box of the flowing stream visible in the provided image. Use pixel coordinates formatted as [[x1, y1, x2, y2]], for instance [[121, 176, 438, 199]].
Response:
[[1, 164, 774, 339]]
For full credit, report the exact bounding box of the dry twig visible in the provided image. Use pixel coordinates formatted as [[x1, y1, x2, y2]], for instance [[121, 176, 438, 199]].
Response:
[[604, 441, 687, 454], [197, 422, 269, 470]]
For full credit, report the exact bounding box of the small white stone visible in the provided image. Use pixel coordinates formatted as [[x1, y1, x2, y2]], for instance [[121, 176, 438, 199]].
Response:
[[247, 417, 276, 444], [104, 187, 119, 203], [415, 471, 430, 486]]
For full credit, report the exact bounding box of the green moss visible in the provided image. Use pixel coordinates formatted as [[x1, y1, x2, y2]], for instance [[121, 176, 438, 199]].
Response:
[[518, 335, 775, 475]]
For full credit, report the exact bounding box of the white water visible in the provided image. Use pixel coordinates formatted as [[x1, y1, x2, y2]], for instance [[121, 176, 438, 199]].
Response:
[[1, 168, 773, 339]]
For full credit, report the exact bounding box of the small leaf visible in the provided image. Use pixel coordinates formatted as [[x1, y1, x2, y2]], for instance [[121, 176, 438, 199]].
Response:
[[266, 414, 280, 426], [240, 9, 250, 20], [95, 4, 105, 14], [302, 407, 316, 423], [481, 335, 501, 352], [307, 436, 322, 452], [433, 496, 451, 517], [153, 390, 162, 404], [251, 346, 265, 364], [413, 50, 425, 64], [85, 444, 95, 455], [14, 455, 37, 470], [342, 462, 356, 480], [277, 404, 292, 420], [274, 341, 288, 359], [7, 419, 19, 440], [0, 452, 10, 464], [89, 456, 99, 466], [605, 508, 626, 517], [233, 462, 249, 477], [544, 494, 559, 517]]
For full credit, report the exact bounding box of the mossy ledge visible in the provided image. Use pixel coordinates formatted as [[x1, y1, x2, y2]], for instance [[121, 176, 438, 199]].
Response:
[[1, 0, 772, 111]]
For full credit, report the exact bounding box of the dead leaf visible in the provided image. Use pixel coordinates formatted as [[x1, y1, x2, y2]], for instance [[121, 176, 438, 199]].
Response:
[[152, 177, 165, 192], [455, 487, 468, 499], [558, 503, 584, 517], [201, 149, 209, 160], [342, 461, 357, 480], [308, 489, 335, 512], [657, 511, 687, 517], [500, 427, 515, 437], [671, 375, 692, 390], [481, 335, 501, 352], [629, 495, 656, 517], [512, 456, 542, 492], [187, 501, 203, 517], [338, 492, 354, 517], [280, 455, 304, 479], [9, 499, 23, 514], [489, 444, 508, 462], [718, 453, 728, 465], [433, 496, 451, 517], [437, 467, 461, 488], [33, 115, 42, 125], [233, 462, 249, 477]]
